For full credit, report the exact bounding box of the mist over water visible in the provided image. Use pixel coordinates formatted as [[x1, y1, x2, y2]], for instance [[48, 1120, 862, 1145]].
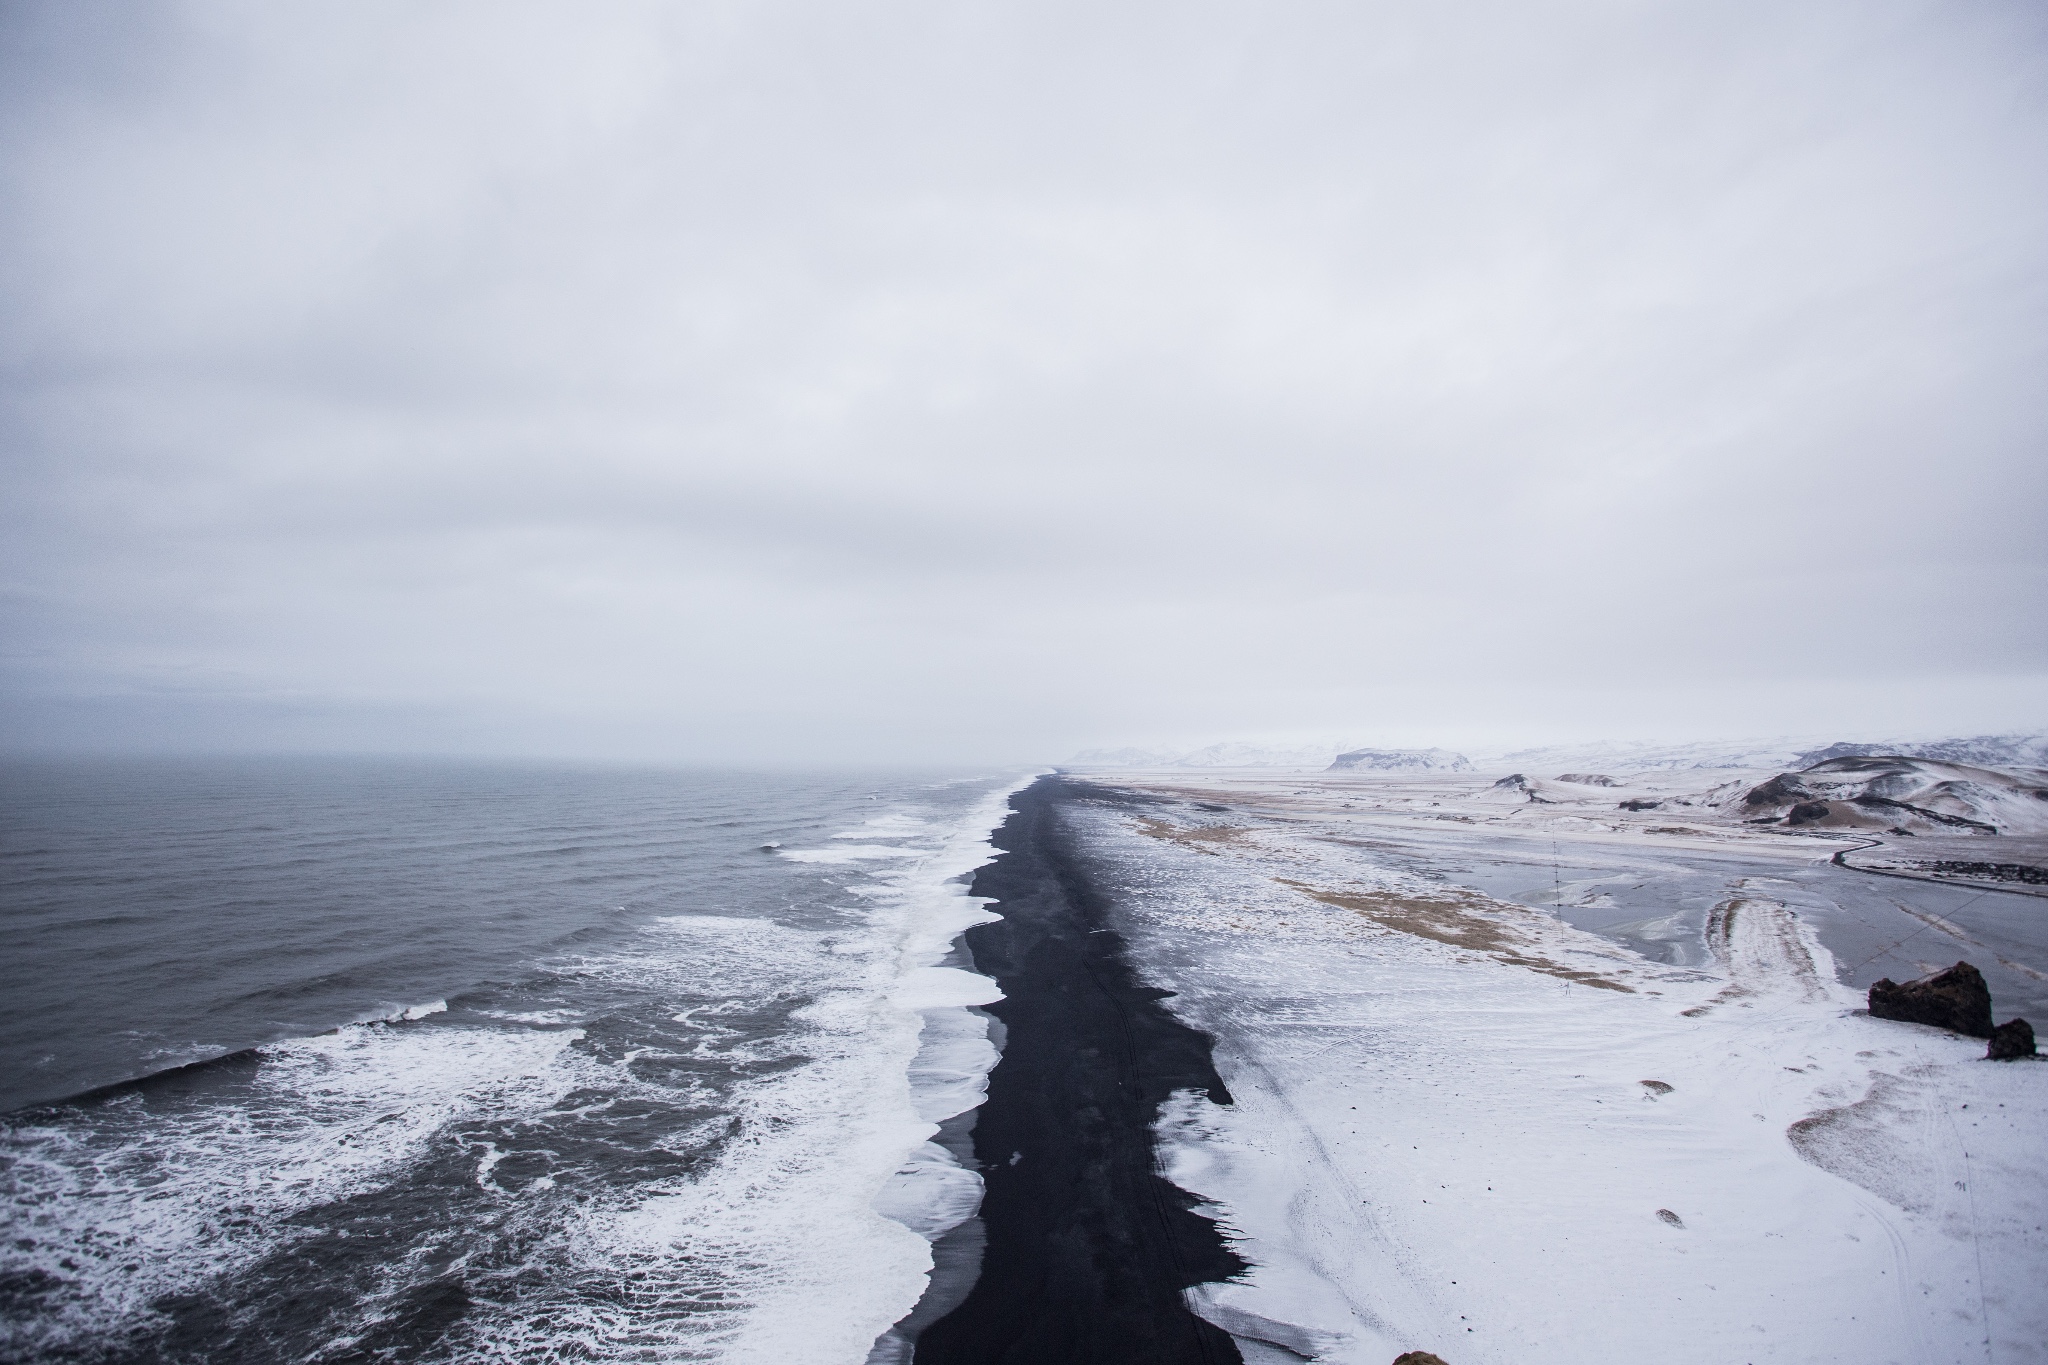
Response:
[[1, 758, 1021, 1363]]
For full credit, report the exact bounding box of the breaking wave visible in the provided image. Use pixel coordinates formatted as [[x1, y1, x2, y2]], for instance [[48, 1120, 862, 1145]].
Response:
[[1, 768, 1031, 1364]]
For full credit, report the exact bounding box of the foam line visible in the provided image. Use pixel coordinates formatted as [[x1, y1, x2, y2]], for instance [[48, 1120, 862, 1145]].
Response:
[[779, 844, 927, 863], [861, 773, 1045, 1359]]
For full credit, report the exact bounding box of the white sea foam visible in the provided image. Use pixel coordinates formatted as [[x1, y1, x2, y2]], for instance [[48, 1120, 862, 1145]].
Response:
[[462, 774, 1034, 1365], [1, 1021, 594, 1354], [857, 778, 1034, 1259], [900, 1005, 1001, 1126], [891, 965, 1004, 1010], [478, 1006, 586, 1024], [872, 1141, 984, 1239], [833, 812, 934, 839], [3, 773, 1040, 1365], [779, 844, 928, 863], [347, 998, 450, 1025], [376, 998, 447, 1022], [5, 898, 915, 1362]]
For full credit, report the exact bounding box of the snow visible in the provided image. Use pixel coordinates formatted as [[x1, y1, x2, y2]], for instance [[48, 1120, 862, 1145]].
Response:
[[1066, 735, 1824, 773], [1328, 748, 1474, 773], [1068, 732, 2048, 779], [1070, 740, 1364, 770], [1064, 738, 1437, 770], [1069, 770, 2048, 1365], [1480, 736, 1820, 770], [1797, 735, 2048, 770], [1727, 756, 2048, 837]]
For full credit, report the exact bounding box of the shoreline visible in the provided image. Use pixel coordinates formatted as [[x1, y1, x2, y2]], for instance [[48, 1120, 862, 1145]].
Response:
[[908, 776, 1246, 1365], [1059, 766, 2048, 1363]]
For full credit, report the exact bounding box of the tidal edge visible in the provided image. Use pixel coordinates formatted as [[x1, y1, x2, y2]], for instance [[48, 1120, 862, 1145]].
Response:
[[909, 774, 1247, 1365]]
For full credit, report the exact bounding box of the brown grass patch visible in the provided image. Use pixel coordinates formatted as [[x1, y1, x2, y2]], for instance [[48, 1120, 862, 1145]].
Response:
[[1133, 819, 1253, 854], [1277, 878, 1634, 992]]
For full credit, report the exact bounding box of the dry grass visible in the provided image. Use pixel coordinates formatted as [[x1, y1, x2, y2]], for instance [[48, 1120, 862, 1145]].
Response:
[[1133, 818, 1254, 854], [1276, 878, 1635, 992]]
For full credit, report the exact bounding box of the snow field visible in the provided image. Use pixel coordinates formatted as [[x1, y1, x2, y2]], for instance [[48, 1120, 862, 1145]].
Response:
[[1073, 794, 2047, 1365]]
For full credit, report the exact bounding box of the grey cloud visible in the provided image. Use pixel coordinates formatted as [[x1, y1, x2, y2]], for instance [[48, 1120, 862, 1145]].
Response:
[[3, 0, 2044, 763]]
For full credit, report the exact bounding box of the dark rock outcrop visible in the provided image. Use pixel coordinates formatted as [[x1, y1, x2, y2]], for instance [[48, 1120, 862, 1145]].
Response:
[[1868, 962, 1994, 1038], [1987, 1018, 2036, 1060], [1787, 800, 1832, 825], [1795, 735, 2048, 768], [1392, 1354, 1450, 1365], [1743, 773, 1810, 808], [1794, 741, 1892, 766], [1618, 798, 1661, 811], [1739, 755, 2024, 834], [1847, 792, 1998, 833], [1492, 774, 1527, 790], [1924, 861, 2048, 886]]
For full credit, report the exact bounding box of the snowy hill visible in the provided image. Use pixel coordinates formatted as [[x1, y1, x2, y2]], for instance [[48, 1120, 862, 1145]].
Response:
[[1175, 741, 1354, 769], [1069, 731, 2047, 778], [1792, 733, 2048, 770], [1066, 739, 1369, 770], [1065, 746, 1183, 768], [1479, 737, 1813, 772], [1728, 755, 2048, 836], [1326, 747, 1473, 772]]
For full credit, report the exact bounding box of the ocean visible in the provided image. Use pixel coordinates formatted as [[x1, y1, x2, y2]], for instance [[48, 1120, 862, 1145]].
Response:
[[0, 756, 1029, 1363]]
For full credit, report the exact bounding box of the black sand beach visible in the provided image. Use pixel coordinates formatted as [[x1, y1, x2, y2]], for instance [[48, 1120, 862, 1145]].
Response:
[[911, 777, 1246, 1365]]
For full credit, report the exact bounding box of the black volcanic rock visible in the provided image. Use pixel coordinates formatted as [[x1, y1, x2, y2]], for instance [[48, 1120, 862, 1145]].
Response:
[[1848, 793, 1999, 833], [1923, 861, 2048, 886], [1787, 800, 1831, 825], [1743, 774, 1810, 808], [1795, 735, 2048, 768], [1794, 741, 1891, 766], [1618, 798, 1661, 811], [1492, 773, 1527, 790], [1804, 755, 1916, 776], [1868, 962, 1994, 1038], [1987, 1018, 2036, 1060]]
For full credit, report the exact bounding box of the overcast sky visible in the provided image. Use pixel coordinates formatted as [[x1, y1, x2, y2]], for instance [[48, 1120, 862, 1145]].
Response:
[[3, 0, 2043, 765]]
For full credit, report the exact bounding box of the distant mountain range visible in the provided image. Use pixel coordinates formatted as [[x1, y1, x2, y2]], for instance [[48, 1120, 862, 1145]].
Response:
[[1791, 734, 2048, 770], [1064, 741, 1367, 770], [1064, 732, 2045, 773], [1060, 741, 1481, 772], [1327, 747, 1473, 772], [1484, 737, 1814, 771]]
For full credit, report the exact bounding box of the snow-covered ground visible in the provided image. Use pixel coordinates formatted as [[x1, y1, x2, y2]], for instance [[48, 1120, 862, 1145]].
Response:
[[1064, 768, 2048, 1365], [1063, 731, 2048, 775]]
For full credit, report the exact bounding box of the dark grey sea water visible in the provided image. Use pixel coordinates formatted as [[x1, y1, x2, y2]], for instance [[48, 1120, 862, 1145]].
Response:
[[0, 757, 1023, 1363]]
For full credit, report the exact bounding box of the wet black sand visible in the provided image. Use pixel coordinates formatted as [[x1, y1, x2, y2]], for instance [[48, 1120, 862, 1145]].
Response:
[[911, 776, 1245, 1365]]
